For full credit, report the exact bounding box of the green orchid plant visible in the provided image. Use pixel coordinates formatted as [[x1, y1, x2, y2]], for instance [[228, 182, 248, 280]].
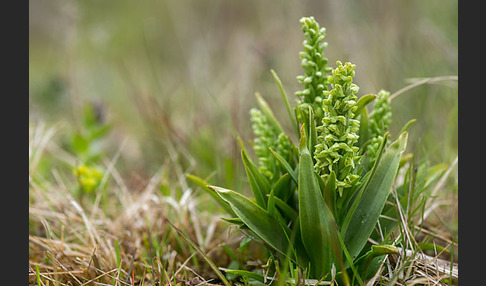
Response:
[[189, 16, 443, 285]]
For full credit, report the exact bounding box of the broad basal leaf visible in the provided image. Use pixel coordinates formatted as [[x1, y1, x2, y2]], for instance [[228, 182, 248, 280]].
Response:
[[186, 173, 236, 216], [241, 149, 271, 208], [298, 125, 339, 278], [342, 132, 408, 260], [208, 185, 292, 258]]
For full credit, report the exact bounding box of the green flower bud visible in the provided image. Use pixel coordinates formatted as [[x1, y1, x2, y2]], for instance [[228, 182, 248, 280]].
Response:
[[295, 17, 332, 124], [369, 90, 392, 136], [250, 108, 292, 180], [367, 89, 392, 167]]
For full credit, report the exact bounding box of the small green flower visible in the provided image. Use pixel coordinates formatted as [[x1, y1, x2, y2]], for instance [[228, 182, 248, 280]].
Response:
[[251, 109, 277, 179], [73, 164, 103, 192], [367, 89, 392, 166], [369, 90, 392, 136], [295, 16, 332, 123], [276, 132, 291, 163], [250, 108, 292, 180], [314, 61, 361, 195]]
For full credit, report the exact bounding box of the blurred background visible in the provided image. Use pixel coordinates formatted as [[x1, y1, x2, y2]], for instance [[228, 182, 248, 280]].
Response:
[[29, 0, 458, 191]]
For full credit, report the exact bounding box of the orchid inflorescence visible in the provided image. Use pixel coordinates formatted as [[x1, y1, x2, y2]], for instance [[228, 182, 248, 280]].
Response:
[[190, 16, 418, 284]]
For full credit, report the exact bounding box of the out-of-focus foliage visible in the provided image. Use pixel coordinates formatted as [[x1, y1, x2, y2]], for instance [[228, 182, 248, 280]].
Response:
[[29, 0, 457, 186]]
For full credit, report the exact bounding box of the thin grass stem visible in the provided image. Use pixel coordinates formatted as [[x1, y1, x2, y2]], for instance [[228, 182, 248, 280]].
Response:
[[390, 76, 458, 100]]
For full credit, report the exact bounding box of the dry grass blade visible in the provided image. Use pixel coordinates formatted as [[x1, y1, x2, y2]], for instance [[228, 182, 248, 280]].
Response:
[[89, 137, 127, 218], [396, 247, 458, 285], [29, 122, 62, 173], [410, 249, 457, 279], [389, 76, 458, 100], [165, 218, 231, 286], [430, 156, 458, 198], [29, 130, 231, 285], [78, 268, 119, 286]]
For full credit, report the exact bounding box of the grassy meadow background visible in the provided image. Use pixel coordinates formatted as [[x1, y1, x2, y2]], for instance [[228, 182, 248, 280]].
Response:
[[29, 1, 458, 284]]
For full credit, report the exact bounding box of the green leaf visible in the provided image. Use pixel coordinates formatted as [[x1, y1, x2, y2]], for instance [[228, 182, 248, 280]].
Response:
[[399, 118, 416, 135], [90, 124, 111, 141], [223, 261, 241, 281], [271, 173, 293, 202], [209, 185, 292, 258], [72, 133, 89, 154], [298, 106, 318, 157], [269, 148, 298, 184], [272, 195, 298, 221], [334, 230, 362, 286], [186, 174, 236, 216], [342, 132, 408, 260], [341, 133, 389, 234], [237, 236, 252, 252], [353, 245, 399, 281], [297, 126, 339, 278], [220, 269, 265, 283], [241, 149, 271, 208], [355, 93, 376, 115], [398, 153, 413, 169], [267, 189, 277, 217], [354, 245, 399, 266], [255, 92, 284, 134], [115, 239, 121, 268], [418, 242, 449, 254], [271, 69, 299, 135], [320, 170, 336, 216], [221, 217, 244, 226], [423, 163, 449, 190]]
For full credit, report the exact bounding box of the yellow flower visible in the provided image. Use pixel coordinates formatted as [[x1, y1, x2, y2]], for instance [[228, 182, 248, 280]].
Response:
[[73, 164, 103, 192]]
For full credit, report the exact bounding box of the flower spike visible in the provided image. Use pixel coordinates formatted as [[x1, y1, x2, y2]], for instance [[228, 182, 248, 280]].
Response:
[[314, 61, 361, 195]]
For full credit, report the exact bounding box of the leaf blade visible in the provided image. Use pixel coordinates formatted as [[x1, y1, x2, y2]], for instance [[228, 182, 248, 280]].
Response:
[[355, 93, 376, 115], [255, 92, 284, 134], [269, 148, 298, 184], [209, 185, 292, 258], [298, 125, 339, 278], [241, 149, 271, 208], [270, 69, 298, 134], [343, 132, 408, 260], [186, 173, 236, 216]]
